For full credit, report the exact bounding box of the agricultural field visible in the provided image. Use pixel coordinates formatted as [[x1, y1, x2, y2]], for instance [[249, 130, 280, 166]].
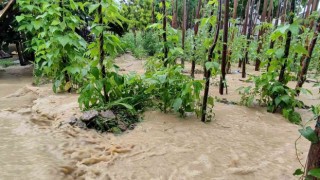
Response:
[[0, 0, 320, 179]]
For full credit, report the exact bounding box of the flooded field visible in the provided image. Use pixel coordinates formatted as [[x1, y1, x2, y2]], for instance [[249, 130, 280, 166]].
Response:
[[0, 55, 316, 179]]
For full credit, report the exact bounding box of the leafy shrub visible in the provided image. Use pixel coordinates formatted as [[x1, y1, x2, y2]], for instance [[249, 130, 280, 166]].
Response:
[[79, 64, 203, 118], [142, 30, 159, 56], [79, 69, 151, 111], [0, 59, 15, 68], [119, 30, 160, 58], [144, 63, 203, 117], [17, 0, 88, 92], [120, 31, 146, 59], [239, 72, 303, 124]]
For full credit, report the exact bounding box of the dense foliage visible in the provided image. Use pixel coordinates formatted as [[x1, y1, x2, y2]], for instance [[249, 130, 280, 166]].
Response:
[[1, 0, 318, 177], [14, 0, 205, 133], [10, 0, 320, 131]]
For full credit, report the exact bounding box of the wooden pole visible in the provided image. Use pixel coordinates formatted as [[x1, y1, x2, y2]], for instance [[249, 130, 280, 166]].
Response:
[[278, 0, 295, 83], [255, 0, 269, 71], [219, 0, 229, 95], [239, 0, 250, 68], [242, 0, 254, 78], [162, 0, 169, 67], [181, 0, 187, 67], [296, 17, 320, 95], [191, 0, 202, 78], [267, 0, 282, 71], [201, 0, 222, 122]]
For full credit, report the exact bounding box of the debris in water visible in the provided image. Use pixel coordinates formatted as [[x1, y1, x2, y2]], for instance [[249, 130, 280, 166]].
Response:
[[81, 110, 99, 122], [100, 110, 116, 119]]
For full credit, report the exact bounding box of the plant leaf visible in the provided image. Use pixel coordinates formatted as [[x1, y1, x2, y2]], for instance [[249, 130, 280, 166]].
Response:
[[299, 126, 319, 143], [308, 168, 320, 178], [293, 169, 304, 176], [173, 98, 182, 111]]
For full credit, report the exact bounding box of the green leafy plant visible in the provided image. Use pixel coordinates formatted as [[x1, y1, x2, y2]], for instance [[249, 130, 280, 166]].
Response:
[[17, 0, 88, 92], [144, 65, 203, 117], [294, 104, 320, 179], [0, 59, 16, 67], [120, 31, 147, 58], [238, 72, 303, 124]]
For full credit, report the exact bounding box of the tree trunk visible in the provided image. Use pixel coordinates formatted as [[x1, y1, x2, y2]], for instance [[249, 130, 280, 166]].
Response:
[[172, 0, 178, 28], [310, 0, 319, 27], [267, 0, 282, 71], [281, 0, 288, 25], [239, 0, 250, 68], [305, 116, 320, 180], [278, 0, 295, 83], [181, 0, 187, 67], [152, 0, 155, 23], [312, 0, 319, 12], [201, 0, 222, 122], [242, 1, 250, 35], [267, 0, 273, 23], [161, 0, 169, 67], [252, 0, 261, 32], [188, 0, 192, 29], [296, 17, 320, 95], [242, 0, 254, 78], [16, 41, 26, 66], [191, 0, 202, 78], [226, 0, 238, 74], [233, 0, 238, 19], [255, 0, 269, 71], [204, 9, 215, 75], [305, 0, 313, 18], [219, 0, 229, 95]]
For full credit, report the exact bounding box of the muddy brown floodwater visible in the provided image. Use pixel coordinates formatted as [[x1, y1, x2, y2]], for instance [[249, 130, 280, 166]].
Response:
[[0, 54, 317, 180], [0, 66, 65, 179]]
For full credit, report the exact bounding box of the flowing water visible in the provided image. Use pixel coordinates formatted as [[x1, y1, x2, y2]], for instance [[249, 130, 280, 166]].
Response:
[[0, 66, 65, 179], [0, 56, 317, 180], [0, 112, 64, 179]]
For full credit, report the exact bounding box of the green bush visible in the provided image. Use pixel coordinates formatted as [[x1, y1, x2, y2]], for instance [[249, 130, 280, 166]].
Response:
[[238, 72, 304, 124], [120, 31, 146, 59], [142, 30, 159, 56]]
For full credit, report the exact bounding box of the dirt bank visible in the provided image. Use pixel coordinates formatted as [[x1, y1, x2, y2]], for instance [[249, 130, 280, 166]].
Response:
[[0, 55, 316, 179]]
